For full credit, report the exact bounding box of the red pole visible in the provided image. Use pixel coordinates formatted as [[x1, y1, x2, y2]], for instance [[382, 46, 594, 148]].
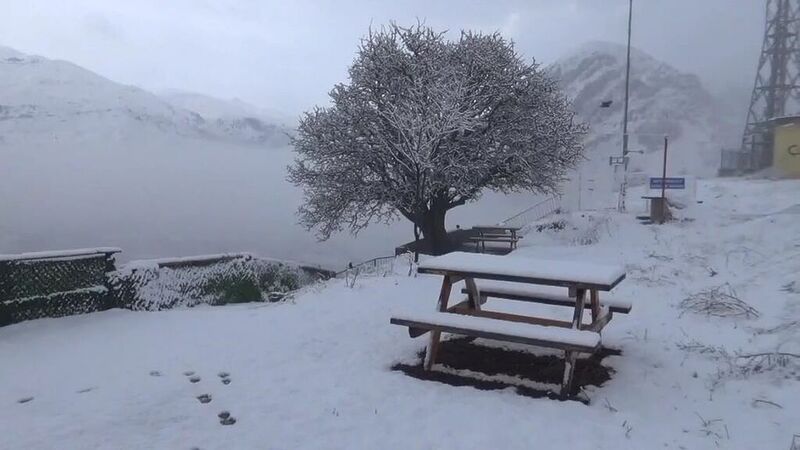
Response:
[[661, 136, 668, 199]]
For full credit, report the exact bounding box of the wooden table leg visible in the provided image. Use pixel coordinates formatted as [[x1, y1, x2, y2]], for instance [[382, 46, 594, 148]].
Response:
[[590, 289, 600, 322], [424, 275, 453, 370], [464, 277, 482, 311], [561, 288, 586, 398]]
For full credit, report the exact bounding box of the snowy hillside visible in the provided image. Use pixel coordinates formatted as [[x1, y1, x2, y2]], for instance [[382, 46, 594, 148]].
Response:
[[0, 44, 545, 267], [549, 42, 731, 180], [0, 45, 287, 146], [160, 90, 292, 145], [161, 90, 295, 128], [1, 178, 797, 449]]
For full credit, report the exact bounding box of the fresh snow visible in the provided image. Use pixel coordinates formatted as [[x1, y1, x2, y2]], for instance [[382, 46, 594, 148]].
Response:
[[391, 311, 601, 348], [1, 180, 799, 450], [418, 252, 626, 288], [7, 286, 108, 305], [0, 247, 121, 262]]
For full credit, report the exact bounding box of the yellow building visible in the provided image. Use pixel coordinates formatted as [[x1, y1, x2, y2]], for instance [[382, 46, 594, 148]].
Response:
[[771, 115, 800, 177]]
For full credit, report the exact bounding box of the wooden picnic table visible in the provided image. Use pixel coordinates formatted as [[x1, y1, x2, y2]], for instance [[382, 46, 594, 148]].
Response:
[[470, 225, 522, 252], [391, 252, 629, 398]]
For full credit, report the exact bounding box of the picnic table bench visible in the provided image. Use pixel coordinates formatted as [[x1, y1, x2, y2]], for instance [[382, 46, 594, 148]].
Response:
[[390, 252, 629, 398], [469, 225, 521, 252]]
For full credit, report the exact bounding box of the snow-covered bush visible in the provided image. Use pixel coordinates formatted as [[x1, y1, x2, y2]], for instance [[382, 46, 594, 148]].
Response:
[[113, 254, 321, 311], [679, 284, 759, 319]]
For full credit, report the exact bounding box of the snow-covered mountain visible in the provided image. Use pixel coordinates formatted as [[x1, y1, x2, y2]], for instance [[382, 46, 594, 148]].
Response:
[[160, 90, 293, 144], [548, 41, 732, 178], [0, 45, 288, 146]]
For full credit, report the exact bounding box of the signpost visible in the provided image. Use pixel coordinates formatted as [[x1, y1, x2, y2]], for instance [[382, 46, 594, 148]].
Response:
[[649, 177, 686, 190], [609, 156, 627, 166]]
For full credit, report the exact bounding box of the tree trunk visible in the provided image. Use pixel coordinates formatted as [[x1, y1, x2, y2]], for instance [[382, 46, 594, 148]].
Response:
[[413, 224, 420, 263], [419, 206, 450, 256]]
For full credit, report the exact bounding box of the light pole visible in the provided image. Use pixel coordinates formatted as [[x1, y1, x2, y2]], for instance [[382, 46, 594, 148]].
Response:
[[619, 0, 633, 212]]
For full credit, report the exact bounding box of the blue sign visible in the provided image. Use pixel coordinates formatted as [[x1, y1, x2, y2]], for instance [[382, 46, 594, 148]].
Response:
[[650, 177, 685, 190]]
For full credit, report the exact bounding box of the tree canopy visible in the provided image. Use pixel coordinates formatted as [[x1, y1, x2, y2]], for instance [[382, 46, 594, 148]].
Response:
[[289, 24, 586, 252]]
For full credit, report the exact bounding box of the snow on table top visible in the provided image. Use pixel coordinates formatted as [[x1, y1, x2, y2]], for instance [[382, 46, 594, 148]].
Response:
[[0, 247, 122, 262], [417, 252, 625, 289], [392, 311, 600, 349]]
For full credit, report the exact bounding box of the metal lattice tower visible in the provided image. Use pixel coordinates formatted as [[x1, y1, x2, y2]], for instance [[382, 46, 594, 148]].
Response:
[[742, 0, 800, 169]]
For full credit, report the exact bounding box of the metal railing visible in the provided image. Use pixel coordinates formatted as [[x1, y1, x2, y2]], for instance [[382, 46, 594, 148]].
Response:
[[336, 254, 398, 279], [500, 196, 563, 232]]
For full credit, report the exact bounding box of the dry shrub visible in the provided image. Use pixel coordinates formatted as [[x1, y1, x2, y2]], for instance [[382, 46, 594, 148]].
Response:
[[679, 284, 759, 319]]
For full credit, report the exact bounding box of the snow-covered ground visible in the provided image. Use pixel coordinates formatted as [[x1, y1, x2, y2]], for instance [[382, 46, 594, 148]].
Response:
[[1, 177, 799, 449]]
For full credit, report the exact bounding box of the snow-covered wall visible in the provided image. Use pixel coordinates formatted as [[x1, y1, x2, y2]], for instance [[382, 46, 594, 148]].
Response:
[[0, 249, 333, 326], [112, 253, 328, 311]]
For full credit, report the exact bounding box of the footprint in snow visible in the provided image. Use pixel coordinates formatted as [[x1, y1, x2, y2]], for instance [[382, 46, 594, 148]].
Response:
[[149, 370, 162, 377], [189, 376, 201, 384], [183, 371, 195, 377], [197, 394, 212, 404], [218, 410, 236, 425], [218, 372, 231, 385], [17, 397, 34, 404], [76, 387, 95, 394]]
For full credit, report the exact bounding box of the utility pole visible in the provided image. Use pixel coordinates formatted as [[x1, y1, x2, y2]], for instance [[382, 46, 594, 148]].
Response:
[[619, 0, 633, 212]]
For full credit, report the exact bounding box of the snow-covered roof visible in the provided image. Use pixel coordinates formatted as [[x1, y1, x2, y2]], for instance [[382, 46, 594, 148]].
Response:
[[766, 115, 800, 126]]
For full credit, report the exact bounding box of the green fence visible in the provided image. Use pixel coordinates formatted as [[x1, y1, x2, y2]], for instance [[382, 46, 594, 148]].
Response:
[[0, 248, 120, 326]]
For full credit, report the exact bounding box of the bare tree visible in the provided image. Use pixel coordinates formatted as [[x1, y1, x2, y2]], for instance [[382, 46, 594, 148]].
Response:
[[289, 23, 586, 254]]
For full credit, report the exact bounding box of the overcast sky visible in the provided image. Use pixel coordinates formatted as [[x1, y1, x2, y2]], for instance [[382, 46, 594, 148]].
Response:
[[0, 0, 763, 117]]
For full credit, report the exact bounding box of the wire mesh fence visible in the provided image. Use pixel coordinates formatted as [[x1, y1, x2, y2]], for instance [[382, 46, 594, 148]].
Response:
[[719, 149, 756, 175], [0, 249, 119, 326]]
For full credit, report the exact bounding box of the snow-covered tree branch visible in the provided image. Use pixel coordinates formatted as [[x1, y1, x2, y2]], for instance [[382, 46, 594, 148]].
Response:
[[289, 23, 586, 253]]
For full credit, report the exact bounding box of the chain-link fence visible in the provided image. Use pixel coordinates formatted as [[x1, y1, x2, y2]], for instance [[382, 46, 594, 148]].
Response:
[[1, 249, 335, 326], [0, 249, 119, 326], [719, 149, 756, 176]]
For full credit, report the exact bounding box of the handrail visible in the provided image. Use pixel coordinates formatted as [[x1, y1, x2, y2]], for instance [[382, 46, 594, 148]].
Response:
[[500, 196, 563, 231], [336, 254, 397, 277]]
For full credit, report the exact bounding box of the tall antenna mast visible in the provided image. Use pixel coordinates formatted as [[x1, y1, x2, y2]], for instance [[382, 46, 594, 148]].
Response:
[[742, 0, 800, 169]]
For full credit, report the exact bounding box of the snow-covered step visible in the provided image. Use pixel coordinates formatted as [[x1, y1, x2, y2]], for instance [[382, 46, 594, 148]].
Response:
[[462, 280, 632, 314], [390, 311, 601, 353]]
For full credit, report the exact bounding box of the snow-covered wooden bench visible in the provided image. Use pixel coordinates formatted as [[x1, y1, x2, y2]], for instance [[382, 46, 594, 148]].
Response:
[[390, 251, 627, 398], [460, 281, 632, 314], [470, 225, 522, 252], [391, 312, 601, 353]]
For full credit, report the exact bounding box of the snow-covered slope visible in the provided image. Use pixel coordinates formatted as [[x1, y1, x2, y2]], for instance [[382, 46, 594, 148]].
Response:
[[160, 90, 292, 145], [160, 91, 265, 119], [549, 42, 730, 180], [0, 45, 287, 146], [0, 178, 797, 449]]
